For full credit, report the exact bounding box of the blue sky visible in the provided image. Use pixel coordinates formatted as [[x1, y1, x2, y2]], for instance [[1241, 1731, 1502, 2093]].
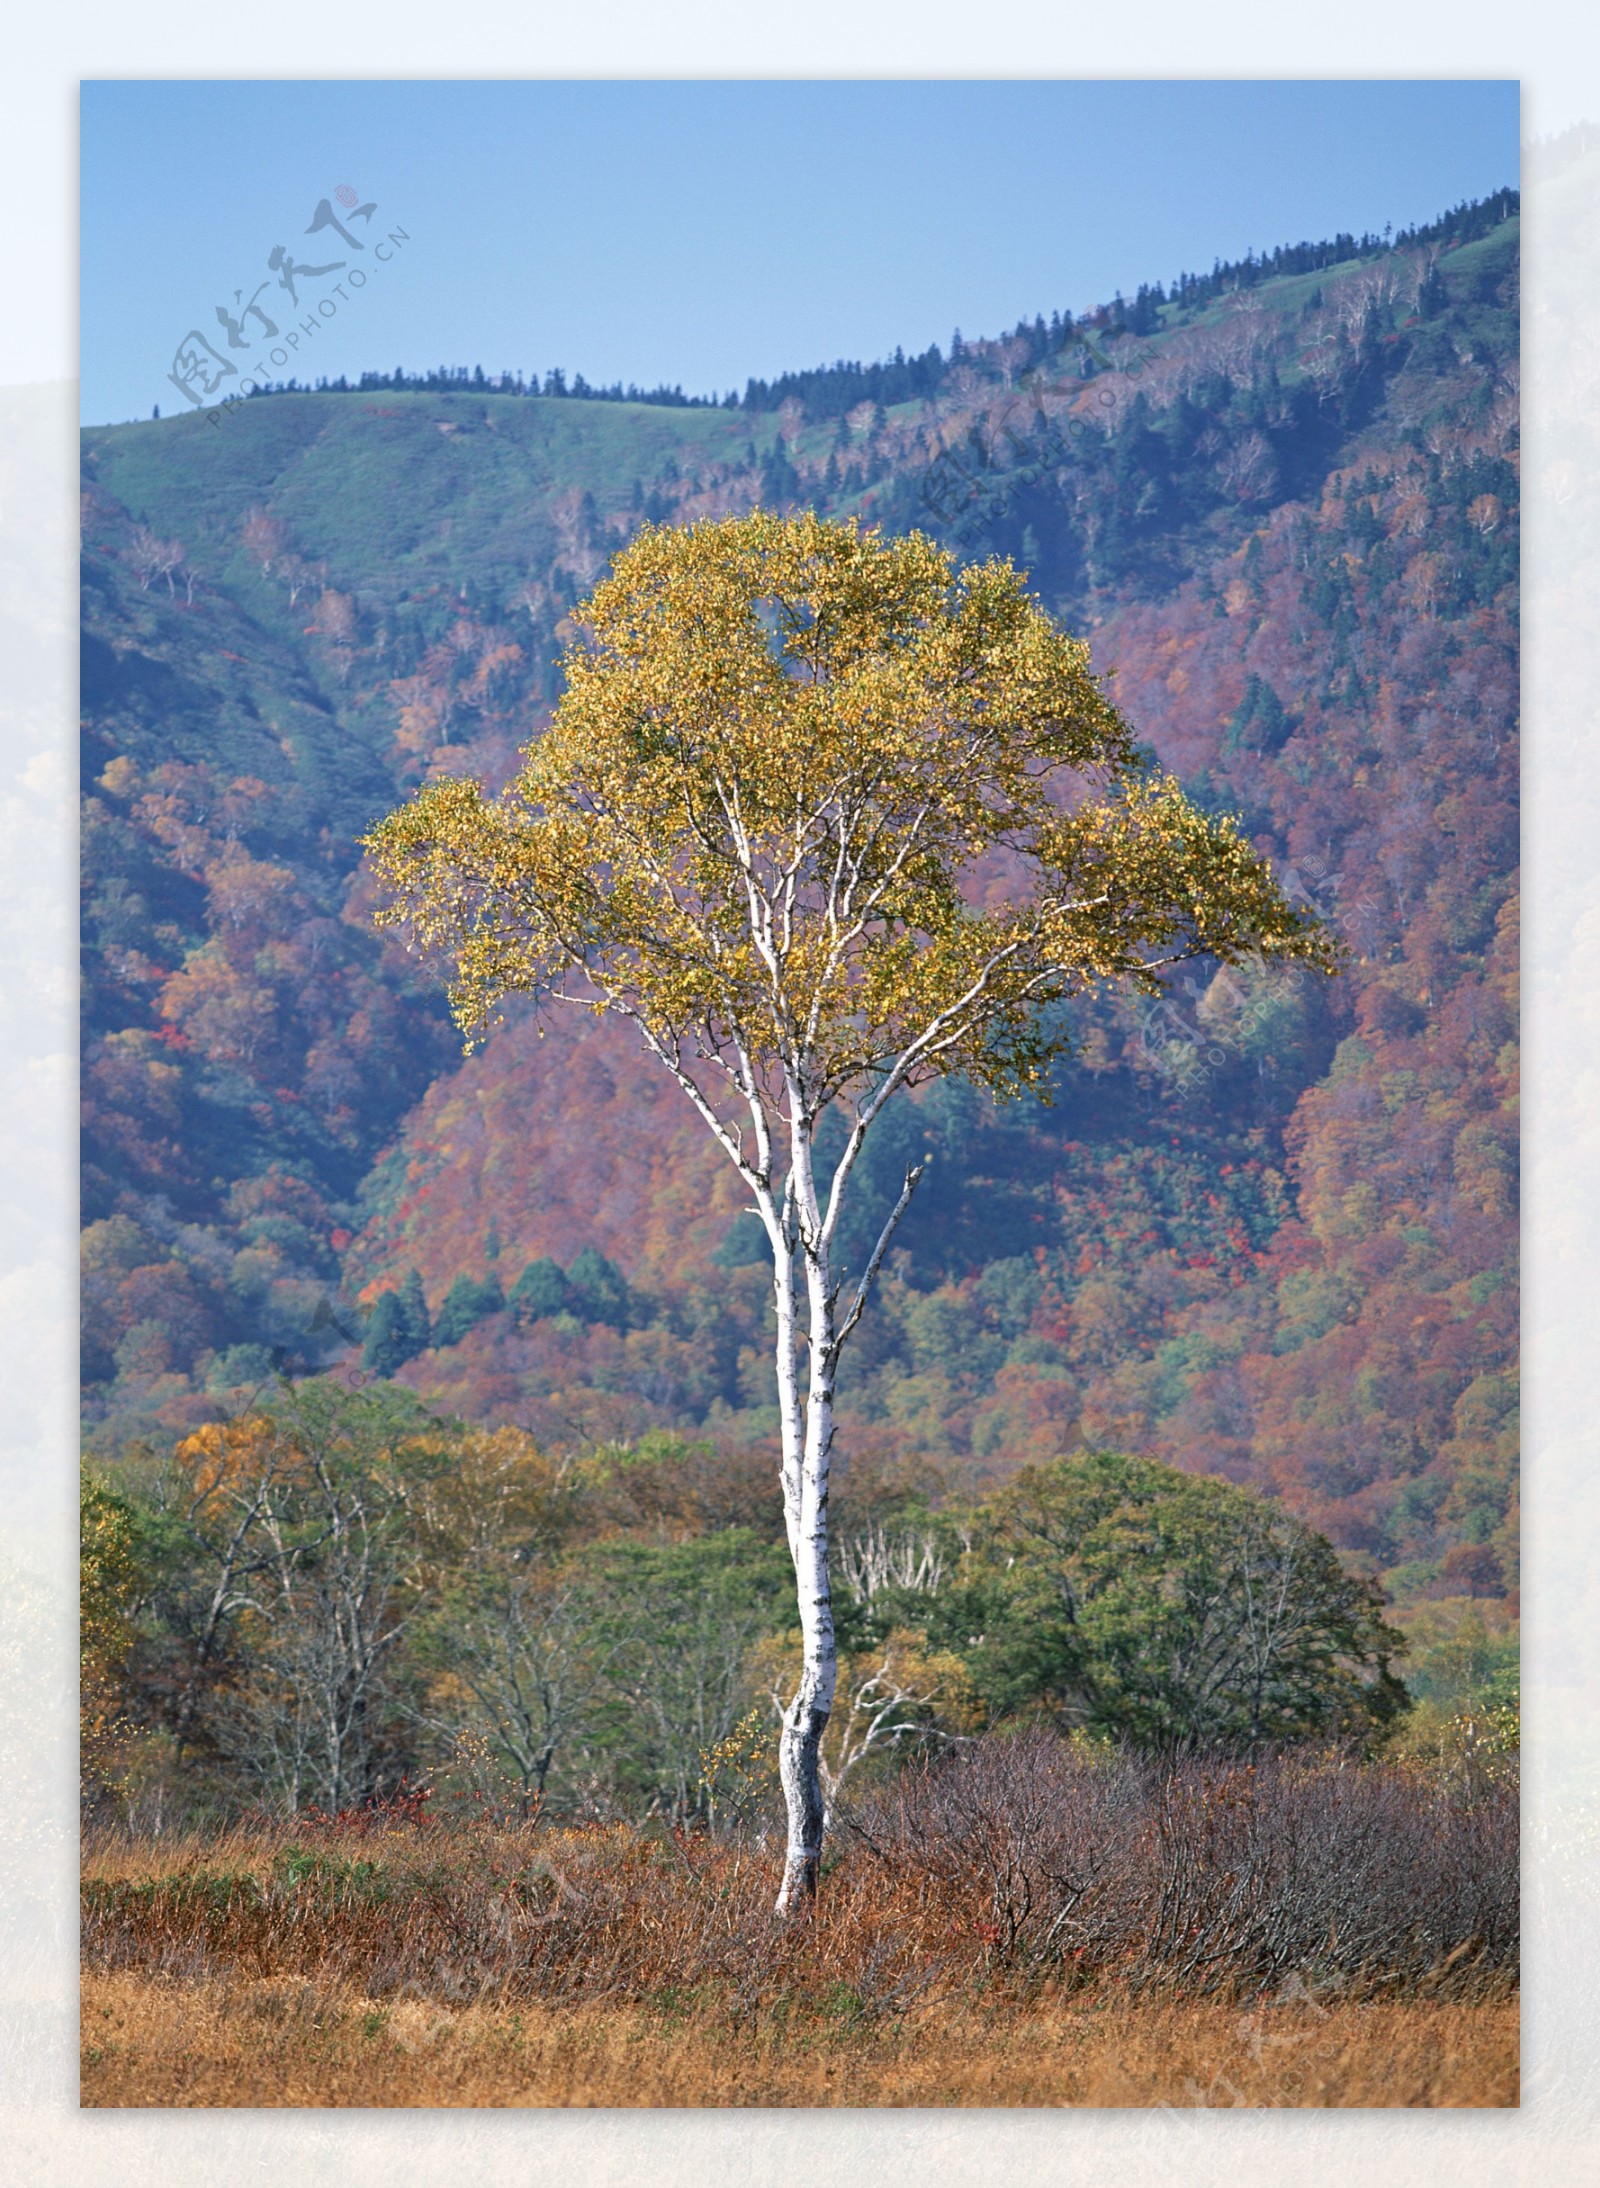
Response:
[[80, 80, 1519, 426]]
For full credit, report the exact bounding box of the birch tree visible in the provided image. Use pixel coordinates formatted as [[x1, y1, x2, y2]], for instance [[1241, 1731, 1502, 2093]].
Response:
[[365, 509, 1338, 1910]]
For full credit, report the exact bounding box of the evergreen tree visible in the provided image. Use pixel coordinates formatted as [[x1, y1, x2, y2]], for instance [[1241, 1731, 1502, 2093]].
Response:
[[361, 1290, 412, 1377], [565, 1246, 630, 1330], [508, 1256, 572, 1324], [1225, 673, 1295, 756], [362, 1268, 433, 1375], [431, 1273, 505, 1349], [398, 1268, 431, 1356]]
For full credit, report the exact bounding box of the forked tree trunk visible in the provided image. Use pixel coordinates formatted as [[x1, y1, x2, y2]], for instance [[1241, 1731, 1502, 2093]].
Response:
[[766, 1105, 845, 1916]]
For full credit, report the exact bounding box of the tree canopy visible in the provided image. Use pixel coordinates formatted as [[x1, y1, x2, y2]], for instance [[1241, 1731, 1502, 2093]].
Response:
[[365, 511, 1339, 1141], [922, 1450, 1407, 1750]]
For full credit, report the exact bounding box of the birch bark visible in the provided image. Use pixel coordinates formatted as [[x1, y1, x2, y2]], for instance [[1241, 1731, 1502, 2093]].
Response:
[[774, 1114, 839, 1912]]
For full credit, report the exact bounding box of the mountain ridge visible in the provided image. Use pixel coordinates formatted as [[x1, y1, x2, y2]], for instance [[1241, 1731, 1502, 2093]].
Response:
[[80, 203, 1519, 1607]]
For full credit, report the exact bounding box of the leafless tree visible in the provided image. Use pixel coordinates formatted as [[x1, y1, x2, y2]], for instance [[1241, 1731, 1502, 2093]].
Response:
[[836, 1523, 946, 1605], [413, 1569, 588, 1814], [163, 1386, 446, 1815], [240, 505, 288, 575], [127, 526, 184, 595]]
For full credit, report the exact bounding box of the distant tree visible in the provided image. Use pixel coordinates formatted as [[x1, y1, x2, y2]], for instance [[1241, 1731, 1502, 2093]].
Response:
[[508, 1256, 571, 1324], [80, 1469, 147, 1814], [409, 1427, 588, 1812], [1224, 673, 1295, 757], [362, 1268, 432, 1375], [171, 1380, 451, 1814], [569, 1530, 791, 1823], [240, 505, 288, 575], [431, 1272, 505, 1349], [313, 588, 359, 680], [927, 1450, 1408, 1751], [565, 1245, 630, 1329], [127, 526, 184, 595], [397, 1268, 431, 1355], [156, 538, 187, 598], [361, 1290, 412, 1377], [278, 553, 318, 609], [366, 509, 1338, 1910]]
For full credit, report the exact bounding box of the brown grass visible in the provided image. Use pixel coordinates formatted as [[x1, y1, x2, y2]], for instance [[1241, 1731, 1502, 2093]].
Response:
[[81, 1968, 1518, 2108], [80, 1746, 1518, 2107]]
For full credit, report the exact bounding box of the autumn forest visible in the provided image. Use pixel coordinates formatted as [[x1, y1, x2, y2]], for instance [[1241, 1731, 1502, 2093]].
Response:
[[82, 196, 1518, 1611]]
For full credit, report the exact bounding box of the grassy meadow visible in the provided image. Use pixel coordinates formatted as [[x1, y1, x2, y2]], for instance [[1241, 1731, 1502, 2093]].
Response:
[[81, 1740, 1517, 2109], [81, 1967, 1517, 2108]]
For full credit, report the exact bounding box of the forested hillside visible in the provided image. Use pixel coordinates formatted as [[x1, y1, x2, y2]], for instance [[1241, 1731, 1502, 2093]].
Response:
[[80, 199, 1518, 1607]]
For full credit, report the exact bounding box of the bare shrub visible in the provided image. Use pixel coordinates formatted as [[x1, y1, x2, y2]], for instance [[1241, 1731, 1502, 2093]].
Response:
[[863, 1735, 1517, 1999], [81, 1736, 1517, 2012], [858, 1732, 1153, 1963], [1139, 1755, 1517, 1996]]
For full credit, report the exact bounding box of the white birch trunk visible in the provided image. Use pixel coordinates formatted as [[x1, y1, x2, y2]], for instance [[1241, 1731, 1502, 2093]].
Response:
[[775, 1237, 839, 1911], [766, 1200, 805, 1570], [773, 1107, 839, 1914], [618, 1030, 922, 1912]]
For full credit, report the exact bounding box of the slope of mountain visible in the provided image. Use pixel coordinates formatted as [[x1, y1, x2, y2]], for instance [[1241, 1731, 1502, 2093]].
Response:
[[80, 201, 1519, 1604]]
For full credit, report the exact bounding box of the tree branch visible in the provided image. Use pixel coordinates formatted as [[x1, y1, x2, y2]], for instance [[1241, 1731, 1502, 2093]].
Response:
[[606, 999, 768, 1194], [835, 1159, 927, 1353]]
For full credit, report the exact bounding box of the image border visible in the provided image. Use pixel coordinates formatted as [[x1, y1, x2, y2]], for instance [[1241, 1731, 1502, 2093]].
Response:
[[3, 25, 1593, 2183]]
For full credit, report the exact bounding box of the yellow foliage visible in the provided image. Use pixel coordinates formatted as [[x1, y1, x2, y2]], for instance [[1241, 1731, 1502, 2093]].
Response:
[[81, 1470, 147, 1806], [174, 1414, 289, 1514], [1386, 1699, 1520, 1792], [697, 1704, 775, 1826], [414, 1424, 577, 1564], [365, 512, 1337, 1121]]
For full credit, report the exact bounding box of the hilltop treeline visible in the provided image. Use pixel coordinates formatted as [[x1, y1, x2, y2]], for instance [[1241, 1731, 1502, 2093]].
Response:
[[242, 364, 736, 408], [234, 189, 1517, 424], [1158, 185, 1520, 316]]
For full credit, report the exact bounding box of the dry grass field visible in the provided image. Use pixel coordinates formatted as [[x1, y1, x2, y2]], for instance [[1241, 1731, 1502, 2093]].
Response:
[[80, 1967, 1517, 2108], [79, 1745, 1518, 2110]]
